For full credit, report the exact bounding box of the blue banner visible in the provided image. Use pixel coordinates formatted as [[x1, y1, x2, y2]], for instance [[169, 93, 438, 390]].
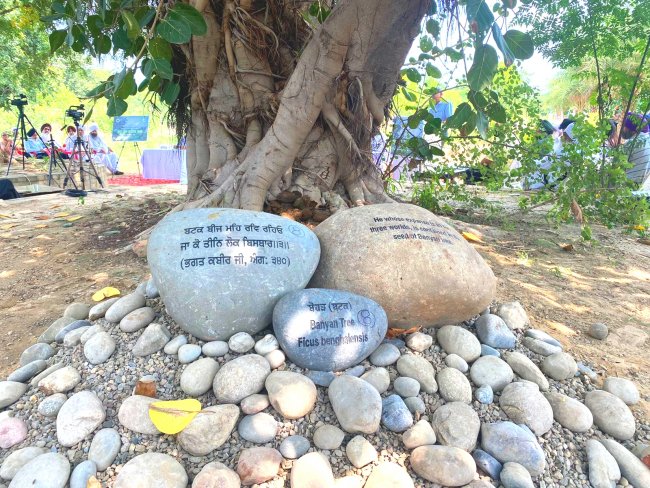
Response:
[[112, 116, 149, 142]]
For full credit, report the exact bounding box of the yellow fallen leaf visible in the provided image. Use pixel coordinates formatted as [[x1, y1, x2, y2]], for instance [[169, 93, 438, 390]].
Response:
[[34, 224, 47, 229], [67, 216, 83, 222], [54, 212, 70, 218], [86, 476, 101, 488], [91, 286, 121, 302], [0, 214, 11, 219], [1, 224, 18, 230], [462, 231, 483, 243], [633, 224, 646, 231], [149, 399, 202, 434]]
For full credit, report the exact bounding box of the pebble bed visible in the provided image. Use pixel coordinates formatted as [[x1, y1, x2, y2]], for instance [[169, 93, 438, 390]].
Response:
[[0, 285, 648, 488]]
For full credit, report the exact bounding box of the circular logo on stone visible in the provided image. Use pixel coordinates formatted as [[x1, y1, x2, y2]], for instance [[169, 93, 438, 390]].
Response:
[[288, 225, 305, 237], [357, 309, 375, 327]]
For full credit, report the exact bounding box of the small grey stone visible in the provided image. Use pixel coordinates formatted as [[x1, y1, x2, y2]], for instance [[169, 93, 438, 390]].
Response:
[[7, 360, 47, 383], [381, 394, 413, 433], [264, 349, 285, 369], [38, 316, 75, 344], [345, 435, 377, 468], [19, 343, 55, 366], [314, 424, 345, 450], [586, 439, 620, 488], [117, 395, 160, 435], [437, 367, 472, 404], [88, 428, 121, 471], [83, 331, 116, 365], [480, 344, 500, 357], [344, 365, 365, 377], [119, 307, 155, 333], [265, 371, 317, 419], [104, 292, 146, 323], [405, 332, 433, 352], [480, 421, 546, 476], [541, 352, 577, 380], [178, 405, 239, 456], [496, 301, 529, 329], [145, 279, 159, 298], [213, 354, 270, 403], [577, 362, 598, 380], [522, 336, 562, 356], [132, 323, 171, 356], [88, 298, 119, 321], [472, 449, 503, 480], [500, 462, 534, 488], [470, 356, 513, 392], [64, 302, 90, 320], [29, 362, 64, 387], [369, 343, 401, 367], [585, 390, 636, 440], [254, 334, 279, 355], [603, 377, 640, 405], [524, 329, 562, 347], [8, 453, 70, 488], [364, 461, 414, 488], [113, 453, 187, 488], [475, 314, 516, 349], [180, 358, 219, 396], [241, 394, 269, 415], [437, 325, 481, 362], [177, 344, 202, 364], [228, 332, 255, 353], [38, 366, 81, 395], [396, 355, 437, 393], [329, 376, 381, 434], [544, 392, 593, 433], [499, 382, 553, 435], [238, 413, 278, 443], [80, 324, 104, 344], [361, 368, 390, 394], [444, 354, 468, 372], [588, 323, 609, 340], [38, 393, 67, 418], [55, 319, 91, 343], [69, 460, 97, 488], [503, 351, 549, 391], [600, 439, 650, 488], [63, 327, 90, 347], [403, 396, 426, 415], [280, 435, 310, 459], [0, 447, 48, 480], [290, 452, 335, 487], [164, 335, 188, 355], [431, 402, 480, 451], [402, 419, 436, 449], [236, 447, 282, 485], [306, 370, 336, 387], [410, 445, 476, 486], [202, 341, 229, 357], [393, 376, 420, 397], [475, 385, 494, 404], [56, 391, 106, 447]]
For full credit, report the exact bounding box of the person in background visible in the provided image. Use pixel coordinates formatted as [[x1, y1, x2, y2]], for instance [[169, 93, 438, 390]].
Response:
[[87, 123, 123, 174], [430, 89, 453, 123], [40, 123, 69, 159], [1, 131, 14, 164], [24, 128, 48, 158]]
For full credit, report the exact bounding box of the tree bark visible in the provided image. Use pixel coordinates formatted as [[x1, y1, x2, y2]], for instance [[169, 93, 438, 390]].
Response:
[[178, 0, 429, 212]]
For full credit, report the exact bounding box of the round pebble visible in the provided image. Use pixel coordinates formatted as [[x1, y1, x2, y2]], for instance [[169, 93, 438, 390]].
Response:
[[228, 332, 255, 353], [280, 435, 310, 459]]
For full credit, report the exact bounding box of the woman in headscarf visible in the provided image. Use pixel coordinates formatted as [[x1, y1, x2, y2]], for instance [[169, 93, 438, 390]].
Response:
[[87, 123, 123, 174]]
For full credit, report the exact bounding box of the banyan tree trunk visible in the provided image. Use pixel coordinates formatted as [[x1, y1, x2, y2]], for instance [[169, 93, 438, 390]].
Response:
[[175, 0, 429, 212]]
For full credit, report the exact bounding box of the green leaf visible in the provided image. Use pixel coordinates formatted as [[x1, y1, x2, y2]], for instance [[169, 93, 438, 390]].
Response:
[[425, 64, 442, 78], [503, 30, 534, 60], [476, 111, 489, 138], [161, 82, 180, 104], [460, 111, 478, 135], [424, 117, 442, 134], [115, 71, 136, 98], [138, 78, 150, 92], [151, 58, 173, 80], [468, 90, 489, 111], [107, 96, 128, 116], [86, 14, 104, 36], [430, 146, 445, 157], [41, 14, 65, 22], [420, 36, 433, 53], [486, 103, 507, 123], [86, 82, 107, 98], [112, 28, 131, 51], [446, 102, 474, 129], [171, 3, 207, 36], [121, 11, 141, 40], [148, 37, 172, 61], [426, 19, 440, 38], [82, 105, 94, 125], [52, 2, 65, 13], [467, 44, 498, 91], [403, 68, 421, 83], [156, 14, 192, 44], [466, 0, 495, 38], [112, 68, 127, 91], [492, 23, 515, 66], [94, 34, 111, 54], [401, 87, 415, 102], [149, 75, 161, 91], [135, 6, 156, 28], [443, 47, 463, 62], [49, 30, 67, 53]]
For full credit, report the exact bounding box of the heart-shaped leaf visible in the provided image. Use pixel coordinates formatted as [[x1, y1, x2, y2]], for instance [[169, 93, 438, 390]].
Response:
[[149, 399, 202, 434]]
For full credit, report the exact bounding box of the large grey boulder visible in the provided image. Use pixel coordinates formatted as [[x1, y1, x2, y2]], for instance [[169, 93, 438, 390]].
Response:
[[431, 402, 480, 452], [410, 446, 476, 486], [469, 356, 513, 392], [601, 439, 650, 488], [586, 439, 620, 488], [502, 351, 549, 391], [437, 325, 482, 362], [212, 354, 270, 404], [8, 453, 70, 488], [499, 382, 553, 435], [585, 390, 636, 440], [148, 208, 320, 340], [177, 405, 239, 456], [308, 203, 496, 328], [0, 382, 28, 409], [480, 421, 546, 476], [544, 392, 593, 433], [114, 453, 187, 488], [273, 288, 387, 371], [56, 391, 106, 447]]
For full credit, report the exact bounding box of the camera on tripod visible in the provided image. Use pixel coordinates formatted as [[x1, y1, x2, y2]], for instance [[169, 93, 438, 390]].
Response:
[[65, 104, 85, 122], [10, 94, 27, 107]]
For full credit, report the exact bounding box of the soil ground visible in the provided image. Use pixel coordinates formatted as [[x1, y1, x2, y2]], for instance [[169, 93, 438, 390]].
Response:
[[0, 183, 648, 421]]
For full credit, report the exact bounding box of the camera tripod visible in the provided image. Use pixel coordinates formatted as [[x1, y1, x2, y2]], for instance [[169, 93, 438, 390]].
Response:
[[46, 135, 78, 190], [5, 97, 38, 174], [66, 118, 104, 190]]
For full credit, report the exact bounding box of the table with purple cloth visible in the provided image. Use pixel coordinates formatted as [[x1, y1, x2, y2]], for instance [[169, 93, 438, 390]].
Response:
[[141, 149, 187, 182]]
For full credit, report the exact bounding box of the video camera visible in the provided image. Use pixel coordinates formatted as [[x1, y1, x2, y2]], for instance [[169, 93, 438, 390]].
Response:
[[65, 104, 85, 122], [10, 94, 27, 107]]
